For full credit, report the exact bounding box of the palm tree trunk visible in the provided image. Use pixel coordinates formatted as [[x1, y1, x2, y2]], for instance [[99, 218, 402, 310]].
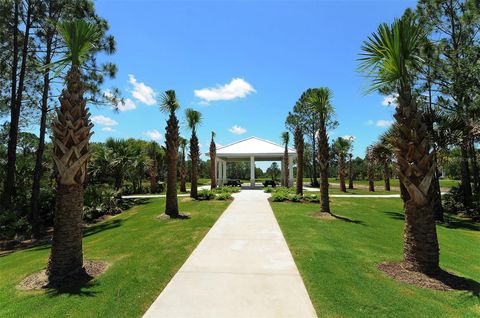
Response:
[[317, 122, 330, 213], [311, 131, 318, 187], [339, 155, 346, 192], [283, 151, 289, 187], [47, 184, 85, 280], [165, 111, 179, 217], [383, 161, 390, 191], [210, 139, 217, 189], [190, 131, 199, 199], [348, 154, 354, 189], [395, 88, 439, 274], [180, 151, 186, 192], [368, 161, 375, 192], [432, 147, 443, 222], [469, 138, 479, 195]]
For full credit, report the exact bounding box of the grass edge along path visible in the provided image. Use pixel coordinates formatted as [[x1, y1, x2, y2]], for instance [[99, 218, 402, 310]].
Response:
[[270, 197, 480, 318], [0, 198, 231, 318]]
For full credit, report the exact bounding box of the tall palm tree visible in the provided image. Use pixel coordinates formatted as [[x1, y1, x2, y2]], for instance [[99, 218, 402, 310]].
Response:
[[294, 126, 304, 195], [281, 131, 290, 187], [209, 131, 217, 189], [333, 137, 352, 192], [308, 88, 336, 214], [366, 146, 375, 192], [179, 137, 187, 193], [185, 108, 202, 199], [348, 153, 354, 189], [359, 16, 439, 274], [47, 21, 101, 282], [161, 90, 181, 218], [371, 141, 393, 191]]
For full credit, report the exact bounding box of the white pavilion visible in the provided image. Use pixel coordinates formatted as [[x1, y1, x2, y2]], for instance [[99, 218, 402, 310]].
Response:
[[209, 136, 297, 187]]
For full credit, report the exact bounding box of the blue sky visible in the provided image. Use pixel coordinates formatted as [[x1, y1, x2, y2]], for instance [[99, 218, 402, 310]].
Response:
[[92, 0, 416, 168]]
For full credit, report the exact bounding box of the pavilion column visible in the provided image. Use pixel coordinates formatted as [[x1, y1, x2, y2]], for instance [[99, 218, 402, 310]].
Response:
[[288, 155, 294, 187], [222, 160, 227, 185], [215, 157, 219, 185], [280, 160, 285, 186], [250, 156, 255, 187], [218, 159, 223, 186]]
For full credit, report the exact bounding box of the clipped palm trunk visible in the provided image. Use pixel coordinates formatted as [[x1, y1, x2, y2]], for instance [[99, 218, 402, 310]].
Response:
[[210, 140, 217, 189], [383, 161, 390, 191], [180, 149, 187, 192], [460, 143, 472, 207], [339, 154, 346, 192], [283, 150, 289, 187], [294, 127, 304, 195], [317, 122, 330, 213], [165, 111, 179, 217], [394, 89, 439, 274], [47, 66, 92, 281], [367, 154, 375, 192], [190, 129, 199, 199], [348, 154, 354, 189]]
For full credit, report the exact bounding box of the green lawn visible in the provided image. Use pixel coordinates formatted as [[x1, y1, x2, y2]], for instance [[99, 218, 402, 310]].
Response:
[[322, 178, 460, 189], [0, 198, 230, 318], [305, 188, 399, 195], [271, 198, 480, 317]]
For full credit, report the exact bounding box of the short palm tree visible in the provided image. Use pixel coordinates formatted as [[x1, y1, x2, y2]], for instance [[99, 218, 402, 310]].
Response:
[[348, 153, 354, 189], [333, 137, 352, 192], [209, 131, 217, 189], [161, 90, 181, 217], [47, 20, 101, 282], [179, 137, 187, 193], [105, 138, 133, 191], [371, 141, 393, 191], [281, 131, 290, 187], [365, 146, 375, 192], [308, 87, 335, 214], [185, 108, 202, 199], [359, 16, 439, 273], [294, 126, 304, 195]]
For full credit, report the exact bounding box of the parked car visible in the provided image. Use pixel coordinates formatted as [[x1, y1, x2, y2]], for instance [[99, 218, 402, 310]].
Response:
[[262, 179, 277, 188], [226, 179, 242, 187]]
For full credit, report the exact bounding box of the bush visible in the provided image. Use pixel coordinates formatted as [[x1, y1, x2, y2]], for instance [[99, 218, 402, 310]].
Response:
[[304, 194, 320, 203], [83, 187, 123, 222], [443, 186, 480, 218], [288, 194, 303, 202], [263, 187, 274, 193], [216, 192, 232, 200], [197, 189, 215, 200], [213, 186, 240, 194]]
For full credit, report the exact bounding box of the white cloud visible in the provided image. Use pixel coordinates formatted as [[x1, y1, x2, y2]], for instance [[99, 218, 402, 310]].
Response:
[[117, 98, 137, 111], [92, 115, 118, 126], [102, 127, 114, 132], [194, 78, 255, 103], [129, 74, 156, 105], [104, 90, 137, 112], [342, 135, 356, 141], [376, 119, 394, 127], [229, 125, 247, 135], [144, 129, 162, 141], [382, 94, 398, 107]]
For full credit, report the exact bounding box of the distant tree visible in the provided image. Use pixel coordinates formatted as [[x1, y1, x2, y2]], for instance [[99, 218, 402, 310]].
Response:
[[267, 162, 280, 180], [281, 131, 290, 187], [332, 137, 352, 192], [185, 108, 202, 199], [209, 131, 217, 189], [365, 146, 375, 192], [161, 90, 181, 218], [371, 142, 393, 191], [294, 126, 304, 195], [308, 88, 337, 214], [348, 153, 354, 189]]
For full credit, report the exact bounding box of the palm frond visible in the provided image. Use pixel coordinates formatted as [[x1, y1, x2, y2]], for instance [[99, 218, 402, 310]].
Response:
[[160, 90, 180, 114]]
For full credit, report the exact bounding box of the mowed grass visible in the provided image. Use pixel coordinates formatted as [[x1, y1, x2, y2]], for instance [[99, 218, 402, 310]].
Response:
[[323, 178, 460, 189], [0, 198, 230, 318], [271, 198, 480, 317], [306, 188, 399, 195]]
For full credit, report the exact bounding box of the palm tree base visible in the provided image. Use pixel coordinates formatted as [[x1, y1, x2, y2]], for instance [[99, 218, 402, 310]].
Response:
[[158, 213, 191, 220]]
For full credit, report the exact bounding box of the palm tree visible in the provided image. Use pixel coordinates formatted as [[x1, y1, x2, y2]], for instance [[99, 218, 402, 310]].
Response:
[[359, 16, 439, 274], [294, 126, 304, 195], [161, 90, 181, 218], [332, 137, 352, 192], [105, 138, 133, 191], [179, 137, 187, 193], [281, 131, 290, 187], [185, 108, 202, 199], [209, 131, 217, 189], [146, 141, 161, 193], [366, 146, 375, 192], [348, 153, 354, 189], [308, 88, 336, 214], [371, 141, 393, 191], [46, 21, 101, 282]]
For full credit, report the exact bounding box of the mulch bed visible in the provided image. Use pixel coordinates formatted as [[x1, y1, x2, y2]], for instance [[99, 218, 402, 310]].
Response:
[[17, 260, 109, 291], [312, 212, 337, 220], [157, 212, 191, 220], [378, 261, 480, 292]]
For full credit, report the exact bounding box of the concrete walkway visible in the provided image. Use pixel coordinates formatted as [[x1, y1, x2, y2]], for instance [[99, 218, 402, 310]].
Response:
[[143, 189, 317, 318]]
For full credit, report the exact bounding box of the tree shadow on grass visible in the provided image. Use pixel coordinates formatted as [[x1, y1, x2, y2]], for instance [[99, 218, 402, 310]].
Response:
[[383, 211, 404, 221], [440, 215, 480, 232], [331, 213, 366, 225], [83, 219, 124, 238], [44, 277, 101, 297]]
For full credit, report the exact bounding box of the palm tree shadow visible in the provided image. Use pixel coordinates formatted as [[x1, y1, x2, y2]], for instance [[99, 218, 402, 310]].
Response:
[[383, 211, 404, 221], [440, 215, 480, 232], [44, 274, 101, 297], [433, 269, 480, 297], [83, 219, 124, 238], [331, 213, 366, 225]]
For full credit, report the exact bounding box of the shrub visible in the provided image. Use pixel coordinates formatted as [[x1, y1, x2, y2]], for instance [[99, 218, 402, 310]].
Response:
[[304, 194, 320, 203], [263, 187, 274, 193], [288, 194, 303, 202], [83, 187, 123, 222], [214, 186, 240, 194], [198, 189, 215, 200], [216, 192, 232, 200], [443, 186, 479, 218]]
